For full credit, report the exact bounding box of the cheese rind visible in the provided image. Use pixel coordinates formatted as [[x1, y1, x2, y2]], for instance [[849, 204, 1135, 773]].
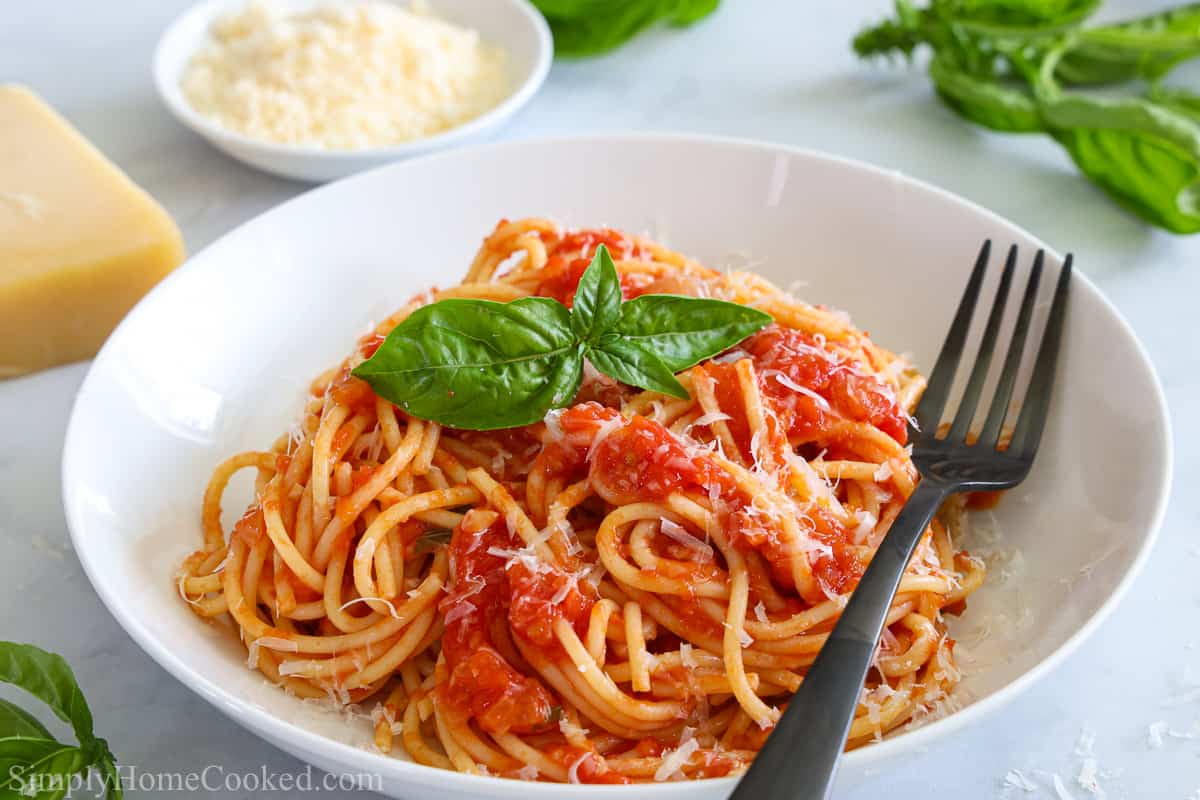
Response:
[[0, 85, 185, 377]]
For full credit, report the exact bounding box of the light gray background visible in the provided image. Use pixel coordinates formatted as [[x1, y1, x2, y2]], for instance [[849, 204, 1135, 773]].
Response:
[[2, 1, 1198, 797]]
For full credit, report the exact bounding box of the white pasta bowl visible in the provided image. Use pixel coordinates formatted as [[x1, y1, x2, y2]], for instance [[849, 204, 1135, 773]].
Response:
[[62, 136, 1170, 799], [153, 0, 552, 182]]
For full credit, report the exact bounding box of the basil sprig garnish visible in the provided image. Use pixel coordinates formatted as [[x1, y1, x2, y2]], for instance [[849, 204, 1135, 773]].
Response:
[[0, 642, 122, 799], [353, 246, 772, 430]]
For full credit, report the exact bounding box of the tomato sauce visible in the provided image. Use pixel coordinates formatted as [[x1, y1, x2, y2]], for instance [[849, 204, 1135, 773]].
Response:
[[357, 332, 387, 359], [328, 373, 377, 413], [439, 516, 557, 734], [546, 745, 630, 784], [536, 229, 646, 306], [576, 407, 729, 505], [232, 506, 266, 545], [742, 325, 907, 446]]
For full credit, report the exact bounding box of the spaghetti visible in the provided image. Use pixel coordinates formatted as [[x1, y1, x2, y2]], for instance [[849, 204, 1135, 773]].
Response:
[[178, 219, 986, 782]]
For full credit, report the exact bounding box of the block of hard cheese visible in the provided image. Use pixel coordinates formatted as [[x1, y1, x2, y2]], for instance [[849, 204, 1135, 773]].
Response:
[[0, 85, 185, 377]]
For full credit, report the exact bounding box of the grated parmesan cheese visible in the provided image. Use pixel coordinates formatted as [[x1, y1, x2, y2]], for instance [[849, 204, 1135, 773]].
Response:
[[338, 595, 402, 618], [653, 736, 699, 781], [679, 643, 696, 668], [1147, 720, 1168, 748], [770, 370, 831, 411], [1002, 769, 1037, 792], [566, 752, 590, 784], [1075, 758, 1103, 797], [1049, 773, 1077, 800], [660, 518, 714, 559], [181, 0, 510, 149]]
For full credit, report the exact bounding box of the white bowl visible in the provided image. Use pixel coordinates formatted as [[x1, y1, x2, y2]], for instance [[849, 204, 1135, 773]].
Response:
[[62, 135, 1171, 799], [153, 0, 552, 182]]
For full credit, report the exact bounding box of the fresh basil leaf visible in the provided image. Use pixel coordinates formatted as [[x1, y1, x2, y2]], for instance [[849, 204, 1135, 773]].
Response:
[[0, 736, 65, 785], [950, 0, 1100, 36], [1150, 85, 1200, 119], [100, 754, 123, 800], [353, 297, 584, 430], [2, 744, 87, 800], [1056, 4, 1200, 86], [1037, 89, 1200, 233], [531, 0, 718, 57], [412, 528, 454, 554], [930, 55, 1044, 132], [0, 698, 53, 741], [0, 644, 95, 750], [587, 338, 689, 400], [611, 295, 772, 372], [570, 245, 622, 342], [671, 0, 719, 25]]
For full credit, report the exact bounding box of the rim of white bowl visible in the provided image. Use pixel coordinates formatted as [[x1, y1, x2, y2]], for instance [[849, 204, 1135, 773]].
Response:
[[152, 0, 553, 161], [63, 133, 1173, 796]]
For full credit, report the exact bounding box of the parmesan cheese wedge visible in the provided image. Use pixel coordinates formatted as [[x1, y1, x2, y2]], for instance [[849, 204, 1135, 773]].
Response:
[[0, 85, 185, 377]]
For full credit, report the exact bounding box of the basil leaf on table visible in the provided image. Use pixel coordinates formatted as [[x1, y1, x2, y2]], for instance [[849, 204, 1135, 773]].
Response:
[[0, 698, 53, 740], [353, 297, 583, 430], [587, 337, 689, 400], [0, 735, 65, 785], [950, 0, 1100, 36], [929, 55, 1044, 132], [1055, 3, 1200, 86], [570, 244, 622, 342], [1037, 82, 1200, 232], [530, 0, 719, 57], [2, 744, 88, 800], [611, 294, 773, 372], [0, 644, 95, 747], [0, 642, 122, 800]]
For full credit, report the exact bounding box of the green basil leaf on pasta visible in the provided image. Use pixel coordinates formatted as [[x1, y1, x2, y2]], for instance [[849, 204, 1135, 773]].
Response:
[[353, 297, 584, 430], [612, 295, 772, 372], [570, 245, 622, 342], [587, 338, 689, 400]]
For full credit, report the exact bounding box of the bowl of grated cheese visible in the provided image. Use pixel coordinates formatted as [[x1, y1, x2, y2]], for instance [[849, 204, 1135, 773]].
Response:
[[154, 0, 552, 181]]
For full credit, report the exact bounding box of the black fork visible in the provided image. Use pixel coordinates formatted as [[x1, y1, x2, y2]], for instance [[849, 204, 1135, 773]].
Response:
[[729, 242, 1072, 800]]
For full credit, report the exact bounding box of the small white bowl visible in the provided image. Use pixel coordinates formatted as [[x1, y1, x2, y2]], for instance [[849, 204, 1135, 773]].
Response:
[[153, 0, 552, 182]]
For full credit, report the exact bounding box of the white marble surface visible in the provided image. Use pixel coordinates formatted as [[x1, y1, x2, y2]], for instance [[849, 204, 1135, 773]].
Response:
[[2, 1, 1198, 797]]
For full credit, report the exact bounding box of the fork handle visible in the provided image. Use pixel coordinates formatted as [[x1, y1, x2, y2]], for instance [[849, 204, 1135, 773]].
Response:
[[728, 480, 950, 800]]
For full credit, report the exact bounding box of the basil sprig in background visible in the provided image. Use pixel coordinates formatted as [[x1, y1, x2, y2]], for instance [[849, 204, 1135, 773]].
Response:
[[0, 642, 121, 799], [856, 1, 1200, 234], [353, 246, 771, 430]]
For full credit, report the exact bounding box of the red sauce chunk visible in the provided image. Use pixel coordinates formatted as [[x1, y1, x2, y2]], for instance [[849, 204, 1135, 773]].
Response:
[[536, 229, 646, 306], [571, 405, 727, 505], [742, 325, 907, 445], [507, 557, 595, 648], [438, 515, 557, 735]]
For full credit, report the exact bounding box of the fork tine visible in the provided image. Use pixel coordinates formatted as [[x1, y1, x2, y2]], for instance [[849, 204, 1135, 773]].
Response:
[[947, 245, 1017, 443], [979, 250, 1044, 448], [1009, 254, 1073, 458], [913, 240, 991, 433]]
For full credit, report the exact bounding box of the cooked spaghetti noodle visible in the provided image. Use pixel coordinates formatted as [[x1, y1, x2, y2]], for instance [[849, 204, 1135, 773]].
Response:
[[178, 219, 986, 782]]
